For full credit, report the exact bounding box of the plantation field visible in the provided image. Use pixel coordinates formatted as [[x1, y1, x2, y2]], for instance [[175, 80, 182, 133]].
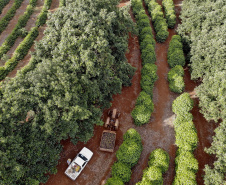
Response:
[[0, 0, 224, 185]]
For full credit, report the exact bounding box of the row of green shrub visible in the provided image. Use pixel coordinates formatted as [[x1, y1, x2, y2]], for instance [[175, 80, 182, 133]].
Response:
[[162, 0, 176, 28], [167, 35, 185, 93], [0, 0, 38, 59], [0, 0, 24, 34], [0, 0, 53, 80], [106, 129, 143, 185], [172, 93, 199, 184], [137, 148, 170, 185], [144, 0, 169, 42], [0, 0, 10, 14], [131, 0, 157, 126]]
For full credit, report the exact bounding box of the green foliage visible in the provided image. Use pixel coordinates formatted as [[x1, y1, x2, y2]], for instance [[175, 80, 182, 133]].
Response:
[[123, 128, 142, 143], [204, 120, 226, 185], [175, 121, 198, 151], [196, 71, 226, 122], [0, 0, 38, 59], [111, 162, 131, 183], [131, 92, 154, 125], [162, 0, 176, 28], [168, 65, 185, 93], [139, 166, 163, 185], [0, 0, 10, 14], [168, 49, 185, 68], [140, 35, 155, 50], [105, 177, 124, 185], [173, 112, 193, 128], [148, 148, 170, 173], [141, 44, 156, 65], [0, 0, 24, 34], [146, 0, 169, 42], [0, 0, 135, 184], [172, 93, 194, 115], [168, 35, 183, 57], [59, 0, 66, 7], [116, 140, 142, 167], [139, 27, 153, 41]]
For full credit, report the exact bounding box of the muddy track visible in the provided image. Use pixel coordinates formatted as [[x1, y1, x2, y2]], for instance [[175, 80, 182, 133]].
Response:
[[7, 0, 60, 78], [42, 0, 216, 185], [0, 0, 30, 46]]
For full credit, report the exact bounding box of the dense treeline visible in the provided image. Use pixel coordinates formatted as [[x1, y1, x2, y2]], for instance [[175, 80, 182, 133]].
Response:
[[136, 148, 169, 185], [178, 0, 226, 184], [131, 0, 157, 126], [0, 0, 135, 184], [106, 129, 142, 184]]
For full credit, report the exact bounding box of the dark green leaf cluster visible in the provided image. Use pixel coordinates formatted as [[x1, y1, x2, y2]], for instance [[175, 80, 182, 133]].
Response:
[[131, 0, 157, 126], [111, 162, 132, 183], [173, 150, 198, 185], [168, 65, 185, 93], [144, 0, 169, 42], [148, 148, 170, 173], [105, 177, 124, 185], [137, 148, 170, 185], [172, 93, 198, 184], [0, 0, 135, 183], [204, 120, 226, 185], [0, 0, 24, 34], [106, 129, 142, 184], [162, 0, 176, 28], [0, 0, 38, 59], [36, 0, 53, 27], [131, 91, 154, 125], [167, 35, 185, 68], [172, 92, 194, 115], [59, 0, 66, 7], [0, 0, 10, 14]]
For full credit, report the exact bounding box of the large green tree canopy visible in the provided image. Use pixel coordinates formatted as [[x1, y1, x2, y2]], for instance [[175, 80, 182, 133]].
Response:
[[0, 0, 135, 184]]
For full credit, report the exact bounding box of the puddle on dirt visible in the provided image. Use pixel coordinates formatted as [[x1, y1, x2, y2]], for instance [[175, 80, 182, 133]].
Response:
[[42, 0, 216, 185]]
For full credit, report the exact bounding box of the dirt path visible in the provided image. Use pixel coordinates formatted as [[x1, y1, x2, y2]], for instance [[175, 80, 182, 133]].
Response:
[[7, 0, 60, 78], [0, 0, 14, 19], [0, 0, 30, 46], [43, 0, 216, 185]]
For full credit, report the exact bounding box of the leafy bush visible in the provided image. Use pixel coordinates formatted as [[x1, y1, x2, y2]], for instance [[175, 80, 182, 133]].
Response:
[[123, 128, 142, 143], [140, 35, 155, 50], [173, 169, 197, 185], [172, 93, 194, 115], [137, 18, 150, 31], [168, 40, 183, 57], [168, 65, 185, 93], [105, 177, 124, 185], [111, 162, 131, 183], [162, 0, 176, 28], [148, 148, 170, 173], [141, 44, 156, 65], [139, 27, 153, 41], [131, 92, 154, 125], [141, 166, 163, 185], [168, 49, 185, 68], [173, 112, 193, 128], [175, 121, 198, 151], [116, 140, 142, 167], [145, 0, 169, 43], [59, 0, 66, 7]]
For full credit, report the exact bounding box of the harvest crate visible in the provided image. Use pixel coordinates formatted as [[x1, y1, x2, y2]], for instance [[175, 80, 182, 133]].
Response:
[[99, 130, 116, 152]]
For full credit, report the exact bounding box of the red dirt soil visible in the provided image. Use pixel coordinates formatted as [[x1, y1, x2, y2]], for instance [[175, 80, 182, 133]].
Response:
[[20, 0, 214, 184]]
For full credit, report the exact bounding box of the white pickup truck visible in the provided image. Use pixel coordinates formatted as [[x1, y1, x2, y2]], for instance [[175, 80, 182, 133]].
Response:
[[65, 147, 93, 181]]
